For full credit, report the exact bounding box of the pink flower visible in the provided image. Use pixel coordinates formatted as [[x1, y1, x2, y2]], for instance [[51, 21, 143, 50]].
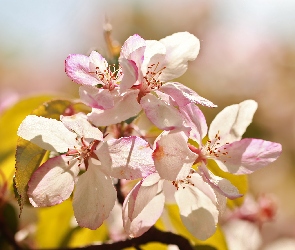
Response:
[[65, 32, 216, 130], [123, 100, 282, 240], [65, 51, 141, 126], [123, 131, 219, 240], [118, 32, 217, 130], [17, 114, 154, 229], [180, 100, 282, 198]]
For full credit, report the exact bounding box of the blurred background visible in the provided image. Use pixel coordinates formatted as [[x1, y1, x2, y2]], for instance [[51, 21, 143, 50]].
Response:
[[1, 0, 295, 249]]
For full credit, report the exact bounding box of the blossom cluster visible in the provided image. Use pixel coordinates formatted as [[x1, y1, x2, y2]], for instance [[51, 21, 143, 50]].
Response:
[[17, 32, 282, 240]]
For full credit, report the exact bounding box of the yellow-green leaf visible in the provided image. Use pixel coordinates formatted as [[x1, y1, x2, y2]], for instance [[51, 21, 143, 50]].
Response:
[[0, 95, 53, 185], [14, 138, 47, 214]]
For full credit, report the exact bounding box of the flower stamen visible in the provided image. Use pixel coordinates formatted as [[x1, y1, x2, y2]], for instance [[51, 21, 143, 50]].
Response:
[[141, 62, 166, 93], [172, 174, 195, 190], [202, 131, 231, 162], [89, 63, 122, 91], [66, 137, 100, 170]]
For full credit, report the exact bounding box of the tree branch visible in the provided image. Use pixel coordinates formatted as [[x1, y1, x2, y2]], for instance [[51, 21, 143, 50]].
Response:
[[57, 226, 194, 250]]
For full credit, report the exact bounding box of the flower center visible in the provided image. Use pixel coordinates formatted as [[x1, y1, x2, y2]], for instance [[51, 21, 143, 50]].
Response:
[[202, 132, 230, 162], [172, 173, 195, 190], [141, 62, 166, 93], [90, 63, 122, 91], [66, 137, 100, 169], [188, 132, 230, 165]]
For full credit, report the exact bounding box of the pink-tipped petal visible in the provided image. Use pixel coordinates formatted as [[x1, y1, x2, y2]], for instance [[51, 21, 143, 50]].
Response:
[[119, 34, 146, 92], [160, 82, 217, 108], [140, 93, 185, 131], [158, 32, 200, 81], [123, 173, 164, 237], [88, 89, 141, 126], [89, 51, 108, 73], [209, 100, 258, 145], [73, 162, 116, 230], [215, 138, 282, 175], [180, 103, 208, 144], [119, 58, 139, 92], [120, 34, 146, 60], [28, 155, 79, 207], [65, 54, 100, 86], [79, 86, 115, 110], [17, 115, 77, 152], [97, 136, 155, 179], [198, 165, 242, 199], [153, 131, 197, 181]]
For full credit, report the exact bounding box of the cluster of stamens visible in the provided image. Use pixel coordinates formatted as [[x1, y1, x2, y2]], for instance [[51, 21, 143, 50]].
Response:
[[66, 137, 99, 169], [203, 132, 230, 163], [172, 174, 195, 190], [90, 63, 122, 91], [142, 62, 166, 92]]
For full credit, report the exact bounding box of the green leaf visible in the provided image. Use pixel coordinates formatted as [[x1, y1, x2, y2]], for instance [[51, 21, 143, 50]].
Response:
[[14, 138, 47, 214], [0, 96, 53, 185], [14, 99, 85, 214]]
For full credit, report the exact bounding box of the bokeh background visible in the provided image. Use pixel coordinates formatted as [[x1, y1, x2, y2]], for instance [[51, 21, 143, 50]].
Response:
[[1, 0, 295, 249]]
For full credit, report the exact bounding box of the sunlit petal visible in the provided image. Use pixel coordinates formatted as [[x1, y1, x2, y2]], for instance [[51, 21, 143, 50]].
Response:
[[73, 162, 116, 230], [28, 155, 79, 207], [17, 115, 77, 152]]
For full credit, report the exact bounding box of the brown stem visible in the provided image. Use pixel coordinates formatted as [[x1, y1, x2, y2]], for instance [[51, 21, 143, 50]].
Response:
[[57, 226, 193, 250]]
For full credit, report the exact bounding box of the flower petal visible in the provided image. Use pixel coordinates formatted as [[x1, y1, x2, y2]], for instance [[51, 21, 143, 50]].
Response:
[[175, 175, 219, 240], [106, 201, 126, 241], [215, 138, 282, 174], [180, 103, 208, 144], [88, 89, 141, 126], [88, 51, 108, 74], [120, 34, 146, 61], [160, 82, 217, 108], [61, 113, 103, 141], [209, 100, 258, 144], [17, 115, 77, 152], [140, 93, 185, 131], [73, 161, 116, 230], [119, 34, 146, 92], [158, 32, 200, 81], [153, 131, 197, 181], [28, 155, 79, 207], [123, 173, 164, 237], [223, 220, 262, 250], [79, 85, 115, 110], [65, 54, 100, 86], [97, 136, 155, 179], [141, 40, 166, 76], [198, 164, 242, 199], [162, 181, 177, 204]]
